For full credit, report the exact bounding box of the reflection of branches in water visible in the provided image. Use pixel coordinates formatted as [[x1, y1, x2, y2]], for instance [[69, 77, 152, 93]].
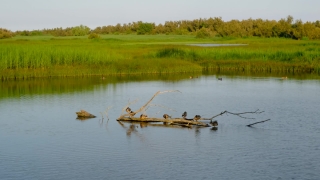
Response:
[[117, 121, 146, 141], [99, 106, 113, 128], [99, 112, 104, 127]]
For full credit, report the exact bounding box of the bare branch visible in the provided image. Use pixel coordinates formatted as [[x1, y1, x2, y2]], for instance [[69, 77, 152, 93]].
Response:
[[117, 91, 269, 128], [118, 90, 181, 119], [247, 119, 271, 127], [201, 109, 264, 121], [136, 90, 181, 114]]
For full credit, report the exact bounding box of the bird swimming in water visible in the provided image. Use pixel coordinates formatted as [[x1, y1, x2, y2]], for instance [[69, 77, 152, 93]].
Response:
[[140, 114, 148, 119], [163, 114, 170, 119], [182, 111, 187, 119], [218, 78, 222, 81], [194, 115, 201, 121], [210, 120, 218, 127]]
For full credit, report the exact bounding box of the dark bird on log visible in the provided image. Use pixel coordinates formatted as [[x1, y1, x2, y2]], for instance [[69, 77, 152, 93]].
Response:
[[140, 114, 148, 119], [210, 120, 218, 127], [129, 111, 136, 117], [126, 107, 136, 117], [194, 115, 201, 121], [182, 111, 187, 119], [163, 114, 170, 119], [218, 78, 222, 81]]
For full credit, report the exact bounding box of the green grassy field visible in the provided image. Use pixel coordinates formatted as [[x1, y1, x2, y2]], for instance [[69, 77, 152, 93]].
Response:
[[1, 35, 320, 79]]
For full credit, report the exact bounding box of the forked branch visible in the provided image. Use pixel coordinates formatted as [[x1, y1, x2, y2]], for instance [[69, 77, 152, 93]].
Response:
[[118, 90, 181, 119], [201, 109, 264, 121]]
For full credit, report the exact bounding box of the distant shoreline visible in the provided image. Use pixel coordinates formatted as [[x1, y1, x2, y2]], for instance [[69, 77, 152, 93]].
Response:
[[1, 35, 319, 80]]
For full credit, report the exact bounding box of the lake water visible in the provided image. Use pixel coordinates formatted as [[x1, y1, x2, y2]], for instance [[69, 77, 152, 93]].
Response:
[[1, 72, 320, 180]]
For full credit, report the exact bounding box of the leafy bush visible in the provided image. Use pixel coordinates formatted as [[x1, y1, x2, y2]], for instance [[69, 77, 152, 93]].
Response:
[[137, 23, 154, 35], [72, 25, 90, 36], [88, 33, 100, 39], [196, 28, 213, 38], [0, 28, 14, 39]]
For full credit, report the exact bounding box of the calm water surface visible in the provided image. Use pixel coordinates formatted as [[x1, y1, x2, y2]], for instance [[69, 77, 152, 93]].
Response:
[[1, 73, 320, 180]]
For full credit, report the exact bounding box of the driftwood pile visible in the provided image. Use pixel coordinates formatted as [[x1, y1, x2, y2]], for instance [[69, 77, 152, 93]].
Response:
[[116, 90, 270, 128]]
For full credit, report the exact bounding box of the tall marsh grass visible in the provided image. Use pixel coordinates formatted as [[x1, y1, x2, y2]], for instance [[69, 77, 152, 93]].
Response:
[[0, 45, 122, 69], [1, 35, 320, 79], [152, 46, 320, 72]]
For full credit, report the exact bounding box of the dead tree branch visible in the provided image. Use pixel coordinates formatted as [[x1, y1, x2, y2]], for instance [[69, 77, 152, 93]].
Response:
[[247, 119, 271, 127], [201, 109, 264, 121], [117, 90, 269, 128], [118, 90, 181, 119]]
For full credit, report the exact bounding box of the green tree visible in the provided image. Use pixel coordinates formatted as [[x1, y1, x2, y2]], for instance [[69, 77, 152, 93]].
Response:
[[71, 25, 90, 36], [196, 27, 213, 38], [137, 22, 154, 35], [0, 28, 14, 39]]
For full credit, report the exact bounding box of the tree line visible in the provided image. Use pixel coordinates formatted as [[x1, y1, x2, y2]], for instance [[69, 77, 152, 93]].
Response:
[[1, 16, 320, 40]]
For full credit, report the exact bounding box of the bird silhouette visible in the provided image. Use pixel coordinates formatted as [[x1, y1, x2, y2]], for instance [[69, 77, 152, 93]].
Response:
[[126, 107, 136, 117], [182, 111, 187, 119], [140, 114, 148, 119], [194, 115, 201, 121], [210, 120, 218, 127], [163, 114, 171, 119]]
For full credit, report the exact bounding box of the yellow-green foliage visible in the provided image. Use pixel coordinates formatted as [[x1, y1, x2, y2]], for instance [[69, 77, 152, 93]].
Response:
[[0, 35, 320, 79], [88, 33, 100, 39], [0, 28, 14, 39], [196, 28, 213, 38]]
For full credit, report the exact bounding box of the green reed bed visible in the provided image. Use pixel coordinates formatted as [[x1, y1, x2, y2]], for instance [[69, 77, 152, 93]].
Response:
[[1, 35, 320, 79], [152, 45, 320, 72], [0, 41, 201, 79]]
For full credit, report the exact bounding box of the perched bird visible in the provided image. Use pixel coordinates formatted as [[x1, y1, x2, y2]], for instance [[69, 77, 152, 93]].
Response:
[[163, 114, 170, 119], [140, 114, 148, 119], [218, 78, 222, 81], [194, 115, 201, 121], [281, 76, 288, 79], [126, 107, 136, 117], [129, 111, 136, 117], [210, 120, 218, 127], [126, 107, 131, 113], [182, 111, 187, 119]]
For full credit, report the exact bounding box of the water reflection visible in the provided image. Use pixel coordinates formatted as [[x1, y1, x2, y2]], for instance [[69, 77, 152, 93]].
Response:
[[1, 71, 319, 101], [76, 117, 93, 121], [1, 71, 320, 180]]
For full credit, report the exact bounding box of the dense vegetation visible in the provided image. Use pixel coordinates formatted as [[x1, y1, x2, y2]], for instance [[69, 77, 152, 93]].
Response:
[[0, 16, 319, 79], [0, 28, 14, 39], [0, 35, 319, 79], [6, 16, 320, 40]]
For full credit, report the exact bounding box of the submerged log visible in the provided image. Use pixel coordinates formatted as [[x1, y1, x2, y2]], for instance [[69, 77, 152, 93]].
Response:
[[76, 110, 96, 118], [117, 117, 210, 127]]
